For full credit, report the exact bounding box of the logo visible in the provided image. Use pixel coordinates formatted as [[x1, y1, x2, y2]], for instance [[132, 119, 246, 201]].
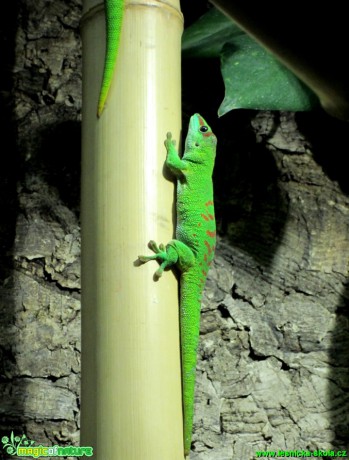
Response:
[[1, 432, 93, 458]]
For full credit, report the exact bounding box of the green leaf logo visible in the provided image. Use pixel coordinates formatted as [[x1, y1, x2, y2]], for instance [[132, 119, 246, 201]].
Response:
[[1, 432, 35, 456]]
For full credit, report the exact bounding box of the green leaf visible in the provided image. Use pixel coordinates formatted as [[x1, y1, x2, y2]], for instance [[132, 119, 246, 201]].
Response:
[[182, 8, 319, 114], [218, 35, 319, 116], [182, 8, 243, 59]]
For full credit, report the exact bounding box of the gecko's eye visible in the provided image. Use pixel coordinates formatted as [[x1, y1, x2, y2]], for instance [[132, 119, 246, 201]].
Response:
[[200, 126, 208, 133]]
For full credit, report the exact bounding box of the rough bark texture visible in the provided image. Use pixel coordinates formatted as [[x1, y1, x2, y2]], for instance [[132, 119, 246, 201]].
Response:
[[1, 1, 349, 460], [0, 0, 82, 453], [193, 111, 349, 459]]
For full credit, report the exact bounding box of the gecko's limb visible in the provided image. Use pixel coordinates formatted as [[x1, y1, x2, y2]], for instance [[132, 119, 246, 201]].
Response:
[[138, 240, 178, 277], [164, 132, 187, 176], [138, 239, 195, 277], [164, 132, 176, 153]]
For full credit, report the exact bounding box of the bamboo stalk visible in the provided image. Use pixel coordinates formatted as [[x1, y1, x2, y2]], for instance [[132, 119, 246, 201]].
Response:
[[81, 1, 184, 458]]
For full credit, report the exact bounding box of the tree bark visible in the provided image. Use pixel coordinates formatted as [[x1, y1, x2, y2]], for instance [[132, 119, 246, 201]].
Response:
[[193, 110, 349, 458]]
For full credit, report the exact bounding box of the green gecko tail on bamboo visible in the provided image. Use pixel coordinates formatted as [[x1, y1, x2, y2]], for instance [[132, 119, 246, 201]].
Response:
[[138, 114, 217, 457], [97, 0, 125, 117]]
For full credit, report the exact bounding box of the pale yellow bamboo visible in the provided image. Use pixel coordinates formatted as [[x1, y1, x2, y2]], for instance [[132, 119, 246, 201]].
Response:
[[81, 1, 184, 458]]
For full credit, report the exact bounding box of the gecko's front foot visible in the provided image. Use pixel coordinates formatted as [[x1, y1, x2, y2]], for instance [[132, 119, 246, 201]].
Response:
[[164, 132, 175, 150]]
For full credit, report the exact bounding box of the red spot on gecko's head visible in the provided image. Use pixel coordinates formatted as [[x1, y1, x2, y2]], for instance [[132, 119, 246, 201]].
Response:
[[190, 113, 217, 142], [198, 115, 212, 138]]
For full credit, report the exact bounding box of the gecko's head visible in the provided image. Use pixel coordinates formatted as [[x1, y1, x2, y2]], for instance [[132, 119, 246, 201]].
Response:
[[184, 113, 217, 168]]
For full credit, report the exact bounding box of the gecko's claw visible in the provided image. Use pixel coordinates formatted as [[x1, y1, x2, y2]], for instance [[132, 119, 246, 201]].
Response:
[[138, 254, 151, 263], [155, 267, 164, 278], [147, 240, 161, 253]]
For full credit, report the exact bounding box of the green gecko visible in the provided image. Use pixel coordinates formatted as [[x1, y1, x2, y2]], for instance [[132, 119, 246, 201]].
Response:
[[138, 114, 217, 456], [98, 0, 124, 117]]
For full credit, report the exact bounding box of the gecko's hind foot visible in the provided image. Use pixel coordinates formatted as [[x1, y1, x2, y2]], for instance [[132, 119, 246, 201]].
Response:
[[148, 240, 163, 253], [138, 239, 179, 278], [138, 240, 166, 263]]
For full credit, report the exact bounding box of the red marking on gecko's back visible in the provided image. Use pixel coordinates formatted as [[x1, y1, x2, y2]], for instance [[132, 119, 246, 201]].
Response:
[[204, 240, 214, 255], [205, 200, 214, 206], [201, 207, 214, 222], [206, 230, 216, 238]]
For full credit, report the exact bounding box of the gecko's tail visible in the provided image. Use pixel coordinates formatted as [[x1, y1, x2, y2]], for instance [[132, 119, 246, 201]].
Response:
[[97, 0, 125, 117], [180, 273, 203, 455]]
